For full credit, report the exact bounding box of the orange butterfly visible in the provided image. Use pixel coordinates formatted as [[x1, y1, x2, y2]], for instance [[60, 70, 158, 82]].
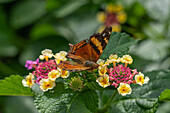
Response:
[[59, 26, 112, 71]]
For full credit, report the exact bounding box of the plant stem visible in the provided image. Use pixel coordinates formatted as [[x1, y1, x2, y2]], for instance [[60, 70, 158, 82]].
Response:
[[96, 90, 118, 113]]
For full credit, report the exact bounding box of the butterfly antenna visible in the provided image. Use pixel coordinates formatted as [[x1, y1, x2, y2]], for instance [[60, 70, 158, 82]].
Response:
[[69, 43, 73, 47]]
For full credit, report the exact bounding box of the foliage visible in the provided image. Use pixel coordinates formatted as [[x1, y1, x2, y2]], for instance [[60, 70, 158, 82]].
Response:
[[10, 0, 46, 29], [100, 32, 137, 59], [159, 89, 170, 101], [34, 82, 98, 113], [0, 0, 169, 113], [111, 70, 170, 113], [0, 75, 32, 96], [0, 31, 168, 112]]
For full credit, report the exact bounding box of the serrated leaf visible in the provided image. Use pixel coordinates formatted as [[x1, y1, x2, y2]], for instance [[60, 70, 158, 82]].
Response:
[[0, 75, 33, 96], [159, 89, 170, 101], [10, 0, 46, 29], [34, 82, 98, 113], [111, 98, 159, 113], [86, 82, 104, 90], [100, 32, 137, 59], [131, 70, 170, 98], [110, 70, 170, 113], [78, 90, 98, 112]]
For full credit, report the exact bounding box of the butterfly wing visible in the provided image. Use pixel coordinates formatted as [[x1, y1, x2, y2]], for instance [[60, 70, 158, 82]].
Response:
[[59, 61, 92, 71], [89, 26, 112, 62], [68, 26, 112, 63], [68, 39, 93, 62], [58, 40, 94, 71]]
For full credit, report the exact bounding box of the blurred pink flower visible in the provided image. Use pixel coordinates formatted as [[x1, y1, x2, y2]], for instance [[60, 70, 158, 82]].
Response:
[[25, 58, 39, 70]]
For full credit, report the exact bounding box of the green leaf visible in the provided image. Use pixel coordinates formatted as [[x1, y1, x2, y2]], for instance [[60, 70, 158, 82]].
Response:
[[0, 6, 18, 57], [100, 32, 137, 59], [0, 0, 14, 3], [31, 84, 43, 96], [0, 75, 33, 96], [131, 70, 170, 98], [34, 82, 98, 113], [4, 97, 39, 113], [86, 82, 104, 90], [110, 70, 170, 113], [77, 90, 98, 113], [139, 0, 170, 22], [30, 24, 57, 41], [132, 40, 169, 61], [159, 89, 170, 101], [156, 101, 170, 113], [55, 14, 99, 43], [10, 0, 46, 29], [111, 98, 159, 113], [54, 0, 87, 18]]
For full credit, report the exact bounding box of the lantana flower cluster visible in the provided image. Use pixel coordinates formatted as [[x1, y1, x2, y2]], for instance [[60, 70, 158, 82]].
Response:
[[22, 49, 149, 96], [96, 54, 149, 96], [97, 4, 127, 32], [22, 49, 69, 92]]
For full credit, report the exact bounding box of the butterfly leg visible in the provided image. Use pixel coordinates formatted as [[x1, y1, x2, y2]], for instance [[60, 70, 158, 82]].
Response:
[[91, 70, 97, 79]]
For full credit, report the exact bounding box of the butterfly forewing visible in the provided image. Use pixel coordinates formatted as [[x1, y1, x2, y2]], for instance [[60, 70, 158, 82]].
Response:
[[89, 26, 112, 62]]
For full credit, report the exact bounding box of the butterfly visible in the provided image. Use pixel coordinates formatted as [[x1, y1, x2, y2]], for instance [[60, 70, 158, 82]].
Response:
[[59, 26, 112, 72]]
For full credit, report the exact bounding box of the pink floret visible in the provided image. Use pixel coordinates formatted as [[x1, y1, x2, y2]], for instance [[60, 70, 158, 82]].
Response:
[[34, 60, 57, 79], [25, 58, 39, 70], [109, 64, 137, 88]]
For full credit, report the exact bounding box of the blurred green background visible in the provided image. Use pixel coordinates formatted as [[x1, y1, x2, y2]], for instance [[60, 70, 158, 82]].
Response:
[[0, 0, 169, 113]]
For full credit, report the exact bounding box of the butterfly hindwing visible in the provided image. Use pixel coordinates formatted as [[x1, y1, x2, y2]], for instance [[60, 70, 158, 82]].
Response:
[[66, 53, 86, 64], [59, 61, 92, 71]]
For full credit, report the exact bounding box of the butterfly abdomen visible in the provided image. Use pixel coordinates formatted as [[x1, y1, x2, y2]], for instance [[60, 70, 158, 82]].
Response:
[[84, 61, 98, 69]]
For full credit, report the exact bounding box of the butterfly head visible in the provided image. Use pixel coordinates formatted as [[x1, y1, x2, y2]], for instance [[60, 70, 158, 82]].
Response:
[[102, 26, 112, 36]]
